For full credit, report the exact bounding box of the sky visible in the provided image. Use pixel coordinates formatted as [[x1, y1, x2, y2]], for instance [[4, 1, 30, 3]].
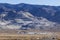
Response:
[[0, 0, 60, 6]]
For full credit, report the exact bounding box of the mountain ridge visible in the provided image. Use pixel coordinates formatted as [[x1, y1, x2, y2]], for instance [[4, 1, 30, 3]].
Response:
[[0, 3, 60, 31]]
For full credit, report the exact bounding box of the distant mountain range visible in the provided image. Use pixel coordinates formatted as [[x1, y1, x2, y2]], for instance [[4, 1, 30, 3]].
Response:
[[0, 3, 60, 31]]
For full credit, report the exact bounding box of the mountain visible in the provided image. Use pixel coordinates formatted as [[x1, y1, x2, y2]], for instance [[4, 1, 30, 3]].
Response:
[[0, 3, 60, 31]]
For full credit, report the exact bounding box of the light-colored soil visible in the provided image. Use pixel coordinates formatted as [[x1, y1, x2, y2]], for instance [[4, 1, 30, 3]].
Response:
[[0, 33, 60, 40]]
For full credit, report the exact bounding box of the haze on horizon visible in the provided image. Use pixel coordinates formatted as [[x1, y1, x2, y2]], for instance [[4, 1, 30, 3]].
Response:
[[0, 0, 60, 6]]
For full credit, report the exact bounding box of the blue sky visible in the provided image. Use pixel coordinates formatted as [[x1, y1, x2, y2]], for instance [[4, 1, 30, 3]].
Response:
[[0, 0, 60, 6]]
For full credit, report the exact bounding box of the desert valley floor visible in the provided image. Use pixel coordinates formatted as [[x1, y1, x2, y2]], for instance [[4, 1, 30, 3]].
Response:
[[0, 30, 60, 40]]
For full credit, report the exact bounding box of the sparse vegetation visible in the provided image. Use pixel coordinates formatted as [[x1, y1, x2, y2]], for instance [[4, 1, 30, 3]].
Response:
[[0, 33, 59, 40]]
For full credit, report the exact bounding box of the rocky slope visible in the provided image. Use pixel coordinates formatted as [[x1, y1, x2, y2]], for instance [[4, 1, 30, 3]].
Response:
[[0, 3, 60, 31]]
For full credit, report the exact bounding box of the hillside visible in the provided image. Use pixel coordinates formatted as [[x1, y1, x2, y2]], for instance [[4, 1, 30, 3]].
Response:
[[0, 3, 60, 31]]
